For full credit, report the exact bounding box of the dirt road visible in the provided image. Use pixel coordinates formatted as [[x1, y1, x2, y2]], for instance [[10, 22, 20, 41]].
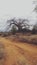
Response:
[[0, 37, 37, 65]]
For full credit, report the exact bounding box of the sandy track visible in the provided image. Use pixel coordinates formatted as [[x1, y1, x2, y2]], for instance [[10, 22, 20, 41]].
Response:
[[0, 37, 37, 65]]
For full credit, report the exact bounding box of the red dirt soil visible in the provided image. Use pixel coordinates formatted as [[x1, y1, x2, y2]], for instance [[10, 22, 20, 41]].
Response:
[[0, 37, 37, 65]]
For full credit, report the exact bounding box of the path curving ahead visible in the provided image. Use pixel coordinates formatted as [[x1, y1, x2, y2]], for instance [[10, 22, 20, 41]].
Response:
[[0, 37, 37, 65]]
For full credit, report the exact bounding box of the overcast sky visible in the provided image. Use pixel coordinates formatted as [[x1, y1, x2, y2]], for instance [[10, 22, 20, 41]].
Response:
[[0, 0, 36, 31]]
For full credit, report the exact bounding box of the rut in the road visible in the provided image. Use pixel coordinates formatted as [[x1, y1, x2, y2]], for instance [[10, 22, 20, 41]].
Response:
[[0, 43, 7, 65]]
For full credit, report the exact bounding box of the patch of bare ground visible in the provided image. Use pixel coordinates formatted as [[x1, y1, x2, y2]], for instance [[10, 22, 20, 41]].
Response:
[[0, 43, 7, 65], [0, 36, 37, 65]]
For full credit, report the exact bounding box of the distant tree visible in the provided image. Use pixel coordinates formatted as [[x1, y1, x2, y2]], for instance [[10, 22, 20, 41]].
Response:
[[32, 22, 37, 34], [10, 25, 17, 35], [32, 0, 37, 34], [7, 18, 29, 33], [33, 22, 37, 29], [33, 0, 37, 22], [33, 0, 37, 13]]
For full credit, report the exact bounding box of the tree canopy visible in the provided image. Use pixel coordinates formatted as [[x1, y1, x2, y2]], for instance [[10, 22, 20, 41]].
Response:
[[7, 18, 30, 33]]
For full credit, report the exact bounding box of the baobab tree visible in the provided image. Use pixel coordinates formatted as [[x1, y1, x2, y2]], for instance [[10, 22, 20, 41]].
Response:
[[7, 18, 30, 34]]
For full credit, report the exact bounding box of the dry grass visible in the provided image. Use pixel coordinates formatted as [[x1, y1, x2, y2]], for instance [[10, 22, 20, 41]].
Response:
[[18, 34, 37, 43], [6, 34, 37, 44]]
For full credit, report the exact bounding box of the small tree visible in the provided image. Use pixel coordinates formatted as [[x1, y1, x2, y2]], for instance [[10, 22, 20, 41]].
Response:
[[32, 0, 37, 34], [33, 0, 37, 13], [32, 22, 37, 34], [11, 25, 17, 35], [32, 27, 36, 34]]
